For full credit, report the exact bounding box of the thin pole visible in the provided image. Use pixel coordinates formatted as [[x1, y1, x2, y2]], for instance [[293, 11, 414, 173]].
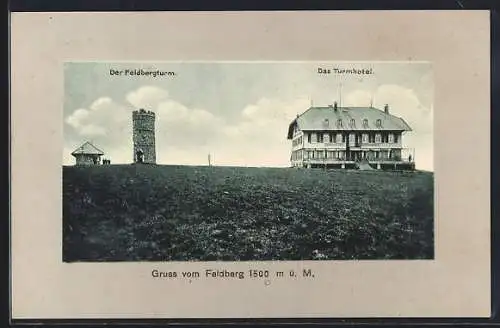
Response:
[[339, 83, 343, 108]]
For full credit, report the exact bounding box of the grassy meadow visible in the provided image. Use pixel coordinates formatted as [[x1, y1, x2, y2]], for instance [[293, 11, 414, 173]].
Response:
[[62, 165, 434, 262]]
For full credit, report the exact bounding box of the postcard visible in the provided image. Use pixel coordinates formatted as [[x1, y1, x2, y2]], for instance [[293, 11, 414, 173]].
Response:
[[10, 11, 490, 320]]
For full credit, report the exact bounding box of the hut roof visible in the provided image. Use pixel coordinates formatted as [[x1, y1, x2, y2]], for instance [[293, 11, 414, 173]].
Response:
[[71, 141, 105, 156]]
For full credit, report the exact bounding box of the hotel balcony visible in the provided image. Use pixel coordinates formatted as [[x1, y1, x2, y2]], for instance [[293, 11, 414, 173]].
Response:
[[290, 148, 415, 170], [304, 141, 403, 150]]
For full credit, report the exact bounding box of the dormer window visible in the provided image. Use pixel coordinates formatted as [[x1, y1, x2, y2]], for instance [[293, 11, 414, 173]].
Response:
[[363, 119, 368, 127], [337, 119, 343, 128], [376, 119, 382, 127], [350, 119, 355, 127]]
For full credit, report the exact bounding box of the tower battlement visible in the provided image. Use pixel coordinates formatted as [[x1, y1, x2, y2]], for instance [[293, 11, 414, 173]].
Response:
[[133, 108, 156, 117], [132, 108, 156, 164]]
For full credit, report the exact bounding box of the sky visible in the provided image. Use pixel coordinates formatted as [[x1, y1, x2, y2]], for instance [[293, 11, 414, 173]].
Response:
[[63, 61, 434, 171]]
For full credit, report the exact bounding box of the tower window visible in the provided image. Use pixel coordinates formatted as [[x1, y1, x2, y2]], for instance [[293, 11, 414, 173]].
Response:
[[376, 119, 382, 127]]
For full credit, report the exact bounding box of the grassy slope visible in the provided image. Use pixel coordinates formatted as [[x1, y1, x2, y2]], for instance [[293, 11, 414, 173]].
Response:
[[63, 165, 434, 262]]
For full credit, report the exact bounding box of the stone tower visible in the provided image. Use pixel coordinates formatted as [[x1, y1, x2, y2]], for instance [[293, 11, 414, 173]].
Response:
[[132, 109, 156, 164]]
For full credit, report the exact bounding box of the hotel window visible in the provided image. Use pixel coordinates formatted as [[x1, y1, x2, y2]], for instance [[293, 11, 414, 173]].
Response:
[[349, 133, 355, 143], [369, 133, 375, 143], [342, 134, 346, 143], [362, 133, 368, 143], [317, 133, 323, 143], [329, 133, 334, 143], [382, 133, 389, 143], [337, 119, 343, 128], [388, 133, 394, 143], [376, 119, 382, 127], [363, 119, 368, 128], [336, 133, 342, 143], [394, 134, 399, 143], [375, 133, 381, 143]]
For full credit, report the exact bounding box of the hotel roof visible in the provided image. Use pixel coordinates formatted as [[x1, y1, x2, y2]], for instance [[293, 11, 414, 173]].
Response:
[[287, 105, 412, 139]]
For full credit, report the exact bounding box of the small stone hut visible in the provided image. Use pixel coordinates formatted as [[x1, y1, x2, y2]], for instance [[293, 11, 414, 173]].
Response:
[[71, 141, 105, 166]]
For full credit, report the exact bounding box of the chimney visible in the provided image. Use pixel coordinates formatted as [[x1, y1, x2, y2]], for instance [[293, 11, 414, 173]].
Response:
[[334, 101, 338, 111], [384, 104, 389, 114]]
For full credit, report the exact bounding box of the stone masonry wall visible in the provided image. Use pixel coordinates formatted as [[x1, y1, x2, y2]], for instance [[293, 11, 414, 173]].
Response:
[[132, 109, 156, 164]]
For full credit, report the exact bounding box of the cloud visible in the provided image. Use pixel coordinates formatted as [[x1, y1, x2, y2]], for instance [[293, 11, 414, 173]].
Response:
[[126, 86, 169, 109], [345, 84, 433, 171], [65, 108, 90, 129], [152, 96, 310, 167], [65, 97, 129, 138], [64, 96, 132, 165], [345, 84, 433, 134], [211, 96, 311, 167]]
